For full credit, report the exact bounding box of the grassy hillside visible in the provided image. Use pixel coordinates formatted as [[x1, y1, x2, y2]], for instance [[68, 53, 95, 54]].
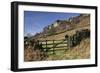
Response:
[[37, 26, 90, 41]]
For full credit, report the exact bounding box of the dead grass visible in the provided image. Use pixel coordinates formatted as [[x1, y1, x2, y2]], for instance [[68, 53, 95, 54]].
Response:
[[24, 48, 47, 62]]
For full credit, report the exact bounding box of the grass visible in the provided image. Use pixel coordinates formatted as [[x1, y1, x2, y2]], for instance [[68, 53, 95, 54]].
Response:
[[45, 38, 90, 60]]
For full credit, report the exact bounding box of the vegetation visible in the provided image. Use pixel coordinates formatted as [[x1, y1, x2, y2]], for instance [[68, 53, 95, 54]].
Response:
[[24, 14, 90, 61]]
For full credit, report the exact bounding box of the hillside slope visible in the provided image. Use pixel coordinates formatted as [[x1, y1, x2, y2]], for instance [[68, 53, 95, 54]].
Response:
[[37, 26, 90, 41]]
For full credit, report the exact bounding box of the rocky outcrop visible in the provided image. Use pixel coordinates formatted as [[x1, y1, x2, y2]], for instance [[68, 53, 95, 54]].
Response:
[[33, 14, 90, 39]]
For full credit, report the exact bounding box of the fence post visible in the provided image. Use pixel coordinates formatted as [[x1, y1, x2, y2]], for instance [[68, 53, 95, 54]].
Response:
[[45, 40, 48, 54], [46, 40, 47, 49], [53, 40, 55, 54], [38, 40, 39, 44], [68, 36, 70, 50], [65, 39, 68, 51]]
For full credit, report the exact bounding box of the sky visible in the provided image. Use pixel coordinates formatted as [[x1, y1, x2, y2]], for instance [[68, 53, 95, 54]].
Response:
[[24, 11, 80, 36]]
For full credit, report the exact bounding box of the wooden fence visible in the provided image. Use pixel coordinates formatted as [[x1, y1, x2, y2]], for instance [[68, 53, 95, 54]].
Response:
[[38, 39, 68, 54]]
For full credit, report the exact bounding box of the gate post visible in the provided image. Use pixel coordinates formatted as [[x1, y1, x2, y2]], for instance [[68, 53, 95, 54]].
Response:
[[68, 36, 71, 50], [53, 40, 55, 54], [45, 40, 47, 54]]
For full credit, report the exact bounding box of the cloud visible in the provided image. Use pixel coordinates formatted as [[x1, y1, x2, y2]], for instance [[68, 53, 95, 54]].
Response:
[[24, 33, 34, 37]]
